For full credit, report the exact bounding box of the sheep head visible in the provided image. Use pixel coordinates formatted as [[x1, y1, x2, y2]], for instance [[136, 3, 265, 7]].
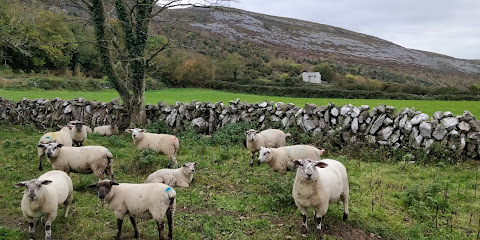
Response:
[[125, 128, 147, 140], [294, 159, 328, 180], [37, 142, 64, 158], [14, 179, 52, 200], [258, 147, 271, 162], [88, 180, 119, 202]]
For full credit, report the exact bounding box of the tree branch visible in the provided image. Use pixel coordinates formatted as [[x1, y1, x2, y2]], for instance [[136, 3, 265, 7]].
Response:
[[146, 39, 171, 67]]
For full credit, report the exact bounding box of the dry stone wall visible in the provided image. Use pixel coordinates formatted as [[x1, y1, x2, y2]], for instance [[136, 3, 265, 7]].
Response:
[[1, 97, 479, 159]]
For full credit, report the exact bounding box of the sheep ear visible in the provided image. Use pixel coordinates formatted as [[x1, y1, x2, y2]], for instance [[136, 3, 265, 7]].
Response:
[[57, 144, 64, 148], [316, 161, 328, 168], [41, 180, 52, 185], [125, 129, 133, 133], [14, 182, 26, 188], [111, 182, 120, 186], [87, 183, 97, 188], [182, 164, 187, 167], [140, 129, 147, 133], [194, 162, 198, 165], [294, 159, 303, 166], [67, 125, 74, 130], [37, 144, 46, 149], [245, 131, 249, 135]]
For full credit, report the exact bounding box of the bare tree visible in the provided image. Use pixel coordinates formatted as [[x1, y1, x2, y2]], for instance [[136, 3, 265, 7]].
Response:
[[68, 0, 234, 128]]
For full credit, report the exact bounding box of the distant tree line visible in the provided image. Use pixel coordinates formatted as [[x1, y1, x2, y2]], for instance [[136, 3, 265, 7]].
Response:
[[1, 0, 479, 100]]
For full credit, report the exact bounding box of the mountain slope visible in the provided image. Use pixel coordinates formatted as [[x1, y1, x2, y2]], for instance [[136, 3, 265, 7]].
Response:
[[157, 7, 480, 87]]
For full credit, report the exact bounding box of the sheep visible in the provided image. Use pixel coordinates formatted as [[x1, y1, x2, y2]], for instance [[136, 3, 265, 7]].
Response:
[[37, 126, 73, 171], [68, 120, 87, 147], [292, 159, 349, 236], [14, 170, 73, 240], [85, 125, 93, 134], [257, 145, 325, 174], [246, 129, 291, 166], [146, 162, 198, 187], [125, 128, 180, 168], [88, 180, 176, 240], [37, 142, 114, 180], [93, 122, 119, 136]]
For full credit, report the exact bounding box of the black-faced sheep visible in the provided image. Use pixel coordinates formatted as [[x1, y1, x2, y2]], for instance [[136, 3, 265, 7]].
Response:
[[37, 142, 114, 180], [88, 180, 176, 240], [14, 170, 73, 240], [245, 129, 291, 166], [258, 145, 325, 174], [146, 162, 198, 187], [125, 128, 180, 168], [292, 159, 349, 236]]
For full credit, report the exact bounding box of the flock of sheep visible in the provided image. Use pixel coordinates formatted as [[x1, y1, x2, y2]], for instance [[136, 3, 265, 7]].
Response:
[[14, 121, 350, 239]]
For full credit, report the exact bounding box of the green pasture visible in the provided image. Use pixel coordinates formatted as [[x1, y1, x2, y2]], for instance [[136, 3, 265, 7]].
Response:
[[0, 88, 479, 117], [0, 123, 479, 240]]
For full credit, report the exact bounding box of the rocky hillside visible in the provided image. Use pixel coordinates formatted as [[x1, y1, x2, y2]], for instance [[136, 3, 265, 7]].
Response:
[[157, 7, 480, 86]]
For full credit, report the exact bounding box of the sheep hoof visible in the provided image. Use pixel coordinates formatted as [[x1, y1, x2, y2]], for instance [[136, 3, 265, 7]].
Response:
[[343, 213, 348, 221], [257, 160, 261, 166], [300, 225, 308, 234], [249, 162, 253, 167]]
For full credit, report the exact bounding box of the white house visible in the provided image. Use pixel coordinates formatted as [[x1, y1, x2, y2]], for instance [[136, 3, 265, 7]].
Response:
[[302, 72, 322, 84]]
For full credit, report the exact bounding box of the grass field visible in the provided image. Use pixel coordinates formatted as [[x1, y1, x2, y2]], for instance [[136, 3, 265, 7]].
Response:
[[1, 123, 480, 240], [0, 88, 479, 117]]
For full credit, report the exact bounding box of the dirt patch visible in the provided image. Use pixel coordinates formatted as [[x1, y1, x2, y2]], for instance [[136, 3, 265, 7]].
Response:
[[178, 205, 382, 240]]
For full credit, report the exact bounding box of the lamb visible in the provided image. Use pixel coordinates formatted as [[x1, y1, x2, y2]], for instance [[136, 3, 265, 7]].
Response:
[[258, 145, 325, 174], [93, 122, 119, 136], [245, 129, 291, 166], [88, 180, 176, 240], [125, 128, 180, 168], [37, 126, 73, 171], [37, 142, 114, 180], [292, 159, 349, 236], [146, 162, 198, 187], [14, 170, 73, 240], [68, 120, 88, 147]]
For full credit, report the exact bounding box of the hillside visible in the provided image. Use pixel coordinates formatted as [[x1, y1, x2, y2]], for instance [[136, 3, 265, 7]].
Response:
[[155, 7, 480, 87]]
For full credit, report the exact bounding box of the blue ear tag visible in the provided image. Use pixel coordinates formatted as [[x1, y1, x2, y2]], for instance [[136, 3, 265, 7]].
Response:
[[166, 187, 172, 193]]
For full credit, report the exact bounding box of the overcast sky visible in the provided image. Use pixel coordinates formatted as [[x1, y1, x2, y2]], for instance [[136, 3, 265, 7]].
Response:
[[230, 0, 480, 60]]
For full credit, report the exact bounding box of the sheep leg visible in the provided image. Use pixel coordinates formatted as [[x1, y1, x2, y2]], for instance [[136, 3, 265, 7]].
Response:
[[298, 206, 308, 233], [116, 218, 123, 240], [249, 152, 255, 167], [64, 191, 73, 217], [341, 193, 349, 221], [166, 207, 174, 240], [26, 216, 35, 240], [314, 215, 323, 237], [44, 213, 56, 240], [167, 155, 178, 169], [106, 158, 115, 181], [156, 220, 168, 240], [37, 149, 44, 171], [129, 216, 139, 238]]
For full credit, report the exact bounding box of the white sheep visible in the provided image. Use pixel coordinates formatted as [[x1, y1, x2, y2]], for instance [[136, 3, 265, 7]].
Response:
[[88, 180, 176, 240], [292, 159, 349, 236], [93, 122, 119, 136], [125, 128, 180, 168], [37, 142, 114, 180], [146, 162, 198, 187], [85, 125, 93, 134], [68, 120, 88, 147], [258, 145, 325, 174], [37, 126, 73, 171], [14, 170, 73, 240], [245, 129, 291, 166]]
